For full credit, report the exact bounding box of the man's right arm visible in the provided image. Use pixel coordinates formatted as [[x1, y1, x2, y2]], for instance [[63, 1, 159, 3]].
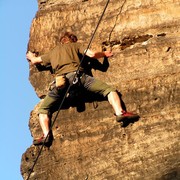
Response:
[[26, 51, 43, 65]]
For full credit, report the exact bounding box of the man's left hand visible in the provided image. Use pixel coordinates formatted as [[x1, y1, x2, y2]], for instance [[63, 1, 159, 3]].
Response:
[[104, 51, 113, 57]]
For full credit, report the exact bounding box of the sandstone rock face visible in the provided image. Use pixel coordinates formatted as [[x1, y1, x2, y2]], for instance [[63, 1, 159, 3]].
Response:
[[21, 0, 180, 179]]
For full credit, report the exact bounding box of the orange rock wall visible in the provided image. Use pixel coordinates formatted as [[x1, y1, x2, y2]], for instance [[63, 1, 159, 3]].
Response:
[[21, 0, 180, 179]]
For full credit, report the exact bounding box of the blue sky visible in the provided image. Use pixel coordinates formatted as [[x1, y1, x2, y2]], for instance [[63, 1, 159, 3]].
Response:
[[0, 1, 38, 179]]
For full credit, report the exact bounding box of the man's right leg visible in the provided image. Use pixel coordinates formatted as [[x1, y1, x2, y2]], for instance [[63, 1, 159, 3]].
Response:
[[33, 94, 58, 145], [107, 91, 123, 116], [39, 113, 50, 137]]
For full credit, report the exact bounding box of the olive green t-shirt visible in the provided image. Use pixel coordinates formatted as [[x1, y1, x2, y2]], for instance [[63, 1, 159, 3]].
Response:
[[41, 42, 86, 75]]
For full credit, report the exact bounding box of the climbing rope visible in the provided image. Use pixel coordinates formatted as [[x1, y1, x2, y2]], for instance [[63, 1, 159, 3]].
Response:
[[26, 0, 110, 179]]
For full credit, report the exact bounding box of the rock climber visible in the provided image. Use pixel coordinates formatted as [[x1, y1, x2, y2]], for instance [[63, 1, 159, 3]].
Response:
[[26, 31, 139, 146]]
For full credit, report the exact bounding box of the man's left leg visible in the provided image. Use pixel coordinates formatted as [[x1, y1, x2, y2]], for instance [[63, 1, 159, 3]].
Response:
[[107, 91, 139, 122], [82, 75, 139, 122], [107, 91, 123, 116]]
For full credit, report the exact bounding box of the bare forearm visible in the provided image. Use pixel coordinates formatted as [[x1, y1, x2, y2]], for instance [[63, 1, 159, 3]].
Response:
[[31, 56, 42, 64], [93, 52, 106, 59]]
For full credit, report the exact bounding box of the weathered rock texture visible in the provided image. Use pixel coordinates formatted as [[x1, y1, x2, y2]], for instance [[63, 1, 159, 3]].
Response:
[[21, 0, 180, 179]]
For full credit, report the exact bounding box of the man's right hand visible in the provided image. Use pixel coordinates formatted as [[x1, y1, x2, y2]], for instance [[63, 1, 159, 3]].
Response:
[[26, 51, 35, 62], [26, 51, 42, 65]]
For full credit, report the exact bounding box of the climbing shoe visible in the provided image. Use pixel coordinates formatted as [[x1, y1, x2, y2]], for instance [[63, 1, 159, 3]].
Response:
[[116, 110, 139, 122], [33, 133, 53, 146]]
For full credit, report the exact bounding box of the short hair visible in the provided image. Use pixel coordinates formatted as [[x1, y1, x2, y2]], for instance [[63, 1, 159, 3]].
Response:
[[60, 32, 78, 44]]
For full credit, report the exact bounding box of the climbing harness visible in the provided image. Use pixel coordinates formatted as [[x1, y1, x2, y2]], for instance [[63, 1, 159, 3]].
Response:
[[26, 0, 110, 179]]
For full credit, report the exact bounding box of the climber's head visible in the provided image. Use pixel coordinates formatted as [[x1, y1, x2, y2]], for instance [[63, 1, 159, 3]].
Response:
[[60, 32, 78, 44]]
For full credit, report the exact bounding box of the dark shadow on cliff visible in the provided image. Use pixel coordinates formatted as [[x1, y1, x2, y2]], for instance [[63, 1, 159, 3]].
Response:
[[120, 115, 140, 128], [44, 130, 54, 148], [160, 168, 180, 180]]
